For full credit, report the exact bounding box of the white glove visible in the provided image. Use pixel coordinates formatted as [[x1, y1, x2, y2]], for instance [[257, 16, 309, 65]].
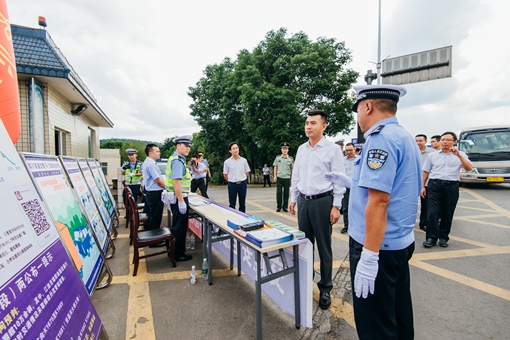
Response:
[[354, 248, 379, 299], [178, 201, 187, 214], [168, 192, 176, 204], [128, 172, 135, 177], [161, 191, 174, 211], [324, 172, 351, 188]]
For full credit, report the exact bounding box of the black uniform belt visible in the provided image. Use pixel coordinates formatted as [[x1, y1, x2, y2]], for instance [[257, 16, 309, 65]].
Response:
[[430, 179, 459, 185], [299, 190, 333, 200]]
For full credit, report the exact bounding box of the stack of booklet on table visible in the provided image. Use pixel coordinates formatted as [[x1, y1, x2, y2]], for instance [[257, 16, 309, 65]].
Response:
[[265, 220, 306, 240], [227, 216, 264, 231], [245, 227, 293, 248]]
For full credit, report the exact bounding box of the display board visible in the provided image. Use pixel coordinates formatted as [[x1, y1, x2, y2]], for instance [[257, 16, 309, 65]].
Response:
[[87, 158, 115, 224], [0, 122, 103, 339], [91, 158, 117, 212], [77, 158, 113, 234], [20, 153, 105, 296], [60, 156, 110, 253]]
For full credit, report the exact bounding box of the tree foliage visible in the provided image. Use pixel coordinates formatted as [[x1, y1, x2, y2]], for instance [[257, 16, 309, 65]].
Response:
[[188, 28, 358, 182], [100, 139, 148, 164]]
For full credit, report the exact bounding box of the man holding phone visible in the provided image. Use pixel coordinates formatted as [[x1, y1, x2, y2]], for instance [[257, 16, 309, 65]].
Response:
[[421, 131, 472, 248]]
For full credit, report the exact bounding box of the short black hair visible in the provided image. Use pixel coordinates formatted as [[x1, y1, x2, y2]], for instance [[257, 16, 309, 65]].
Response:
[[228, 141, 239, 151], [415, 134, 427, 140], [431, 135, 441, 141], [307, 109, 328, 124], [145, 143, 158, 156], [345, 142, 355, 148], [441, 131, 458, 141]]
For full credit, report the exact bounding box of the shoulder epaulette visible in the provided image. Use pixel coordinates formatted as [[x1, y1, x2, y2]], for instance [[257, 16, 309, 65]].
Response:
[[369, 125, 385, 135]]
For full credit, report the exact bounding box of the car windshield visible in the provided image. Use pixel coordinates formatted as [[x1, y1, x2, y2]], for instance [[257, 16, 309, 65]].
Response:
[[459, 130, 510, 155], [157, 163, 167, 174]]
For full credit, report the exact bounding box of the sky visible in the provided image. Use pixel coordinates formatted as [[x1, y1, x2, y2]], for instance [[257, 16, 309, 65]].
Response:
[[7, 0, 510, 144]]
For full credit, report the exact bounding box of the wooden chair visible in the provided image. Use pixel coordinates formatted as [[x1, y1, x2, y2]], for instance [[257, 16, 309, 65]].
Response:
[[124, 186, 146, 232], [128, 194, 176, 276]]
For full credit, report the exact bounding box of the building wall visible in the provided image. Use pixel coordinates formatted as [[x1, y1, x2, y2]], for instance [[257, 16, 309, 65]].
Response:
[[99, 148, 121, 185], [14, 79, 100, 158]]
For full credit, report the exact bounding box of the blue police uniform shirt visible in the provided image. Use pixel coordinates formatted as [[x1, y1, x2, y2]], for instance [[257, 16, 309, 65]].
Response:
[[142, 157, 163, 192], [349, 117, 422, 251], [171, 152, 187, 180]]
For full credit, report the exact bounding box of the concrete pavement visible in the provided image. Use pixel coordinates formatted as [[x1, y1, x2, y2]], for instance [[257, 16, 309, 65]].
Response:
[[91, 185, 358, 340]]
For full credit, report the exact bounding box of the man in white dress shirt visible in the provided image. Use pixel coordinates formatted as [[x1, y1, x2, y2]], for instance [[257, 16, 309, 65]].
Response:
[[288, 109, 346, 310], [223, 142, 251, 213]]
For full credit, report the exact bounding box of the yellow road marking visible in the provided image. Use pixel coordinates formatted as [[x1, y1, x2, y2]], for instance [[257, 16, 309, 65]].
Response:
[[312, 284, 356, 328], [410, 258, 510, 302], [461, 187, 510, 219], [452, 213, 502, 220], [126, 247, 156, 340], [453, 217, 510, 230], [413, 245, 510, 261], [456, 205, 501, 213]]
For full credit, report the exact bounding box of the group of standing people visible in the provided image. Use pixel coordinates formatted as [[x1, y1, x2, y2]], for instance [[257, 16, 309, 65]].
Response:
[[122, 82, 473, 340]]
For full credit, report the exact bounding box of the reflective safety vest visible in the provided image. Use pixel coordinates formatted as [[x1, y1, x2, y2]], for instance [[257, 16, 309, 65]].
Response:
[[124, 161, 143, 185], [165, 155, 191, 193]]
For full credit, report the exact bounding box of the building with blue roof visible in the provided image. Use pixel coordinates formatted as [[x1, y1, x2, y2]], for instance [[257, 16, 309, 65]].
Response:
[[11, 23, 113, 158]]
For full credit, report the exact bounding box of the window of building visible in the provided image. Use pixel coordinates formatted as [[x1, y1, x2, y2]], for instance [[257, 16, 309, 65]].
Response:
[[54, 129, 68, 156], [100, 162, 108, 176], [88, 128, 96, 158]]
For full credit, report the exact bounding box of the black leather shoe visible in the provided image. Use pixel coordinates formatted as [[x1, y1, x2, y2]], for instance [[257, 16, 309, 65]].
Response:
[[175, 254, 193, 262], [319, 292, 331, 310], [423, 238, 436, 248], [276, 208, 281, 212], [439, 239, 449, 248], [282, 208, 288, 212], [149, 242, 166, 248], [341, 227, 348, 234]]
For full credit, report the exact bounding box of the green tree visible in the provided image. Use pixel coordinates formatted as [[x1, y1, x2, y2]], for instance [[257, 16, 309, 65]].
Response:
[[159, 136, 178, 159], [188, 28, 358, 182]]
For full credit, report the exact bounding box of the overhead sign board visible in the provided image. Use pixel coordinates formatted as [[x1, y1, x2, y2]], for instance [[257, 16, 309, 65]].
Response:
[[381, 46, 452, 85]]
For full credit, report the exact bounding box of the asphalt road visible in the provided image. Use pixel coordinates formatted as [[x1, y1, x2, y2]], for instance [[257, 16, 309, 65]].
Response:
[[92, 182, 510, 339]]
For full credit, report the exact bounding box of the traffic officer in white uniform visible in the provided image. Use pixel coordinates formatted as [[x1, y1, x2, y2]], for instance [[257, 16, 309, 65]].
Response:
[[327, 85, 421, 339]]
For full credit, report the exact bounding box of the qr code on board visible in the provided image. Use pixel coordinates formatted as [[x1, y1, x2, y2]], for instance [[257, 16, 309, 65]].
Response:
[[21, 199, 51, 236]]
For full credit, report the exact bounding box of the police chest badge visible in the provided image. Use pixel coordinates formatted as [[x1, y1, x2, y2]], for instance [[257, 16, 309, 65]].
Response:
[[367, 149, 389, 170]]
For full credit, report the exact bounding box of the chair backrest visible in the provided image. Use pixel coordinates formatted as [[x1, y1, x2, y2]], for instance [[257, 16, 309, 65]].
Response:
[[127, 193, 141, 245]]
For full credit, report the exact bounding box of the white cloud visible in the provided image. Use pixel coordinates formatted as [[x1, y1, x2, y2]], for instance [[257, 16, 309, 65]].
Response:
[[8, 0, 510, 143]]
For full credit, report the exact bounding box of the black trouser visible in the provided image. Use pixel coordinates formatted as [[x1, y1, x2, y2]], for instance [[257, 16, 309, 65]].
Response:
[[419, 193, 428, 228], [297, 193, 333, 294], [276, 177, 290, 209], [145, 190, 163, 230], [263, 174, 271, 187], [191, 178, 209, 198], [228, 181, 247, 213], [350, 237, 415, 340], [426, 179, 459, 242], [123, 184, 141, 204], [341, 188, 350, 227], [170, 197, 189, 257]]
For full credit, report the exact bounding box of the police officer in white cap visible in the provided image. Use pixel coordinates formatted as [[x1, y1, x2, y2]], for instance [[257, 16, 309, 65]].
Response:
[[325, 84, 421, 339], [165, 135, 193, 262], [122, 148, 143, 203]]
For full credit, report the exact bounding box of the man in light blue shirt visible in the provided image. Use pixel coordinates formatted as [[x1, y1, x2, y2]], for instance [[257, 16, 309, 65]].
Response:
[[142, 144, 165, 231], [340, 84, 421, 339]]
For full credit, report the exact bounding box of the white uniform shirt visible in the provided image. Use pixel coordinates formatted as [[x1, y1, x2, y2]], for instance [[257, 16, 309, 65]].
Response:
[[290, 137, 346, 207], [223, 156, 250, 183], [422, 150, 471, 181]]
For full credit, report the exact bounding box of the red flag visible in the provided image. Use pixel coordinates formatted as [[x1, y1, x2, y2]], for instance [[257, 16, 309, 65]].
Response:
[[0, 0, 21, 144]]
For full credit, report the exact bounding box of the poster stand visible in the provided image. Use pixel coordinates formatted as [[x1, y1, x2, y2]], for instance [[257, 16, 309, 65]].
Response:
[[0, 121, 107, 338], [87, 158, 119, 232], [91, 158, 120, 228], [59, 156, 116, 260], [20, 153, 114, 294]]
